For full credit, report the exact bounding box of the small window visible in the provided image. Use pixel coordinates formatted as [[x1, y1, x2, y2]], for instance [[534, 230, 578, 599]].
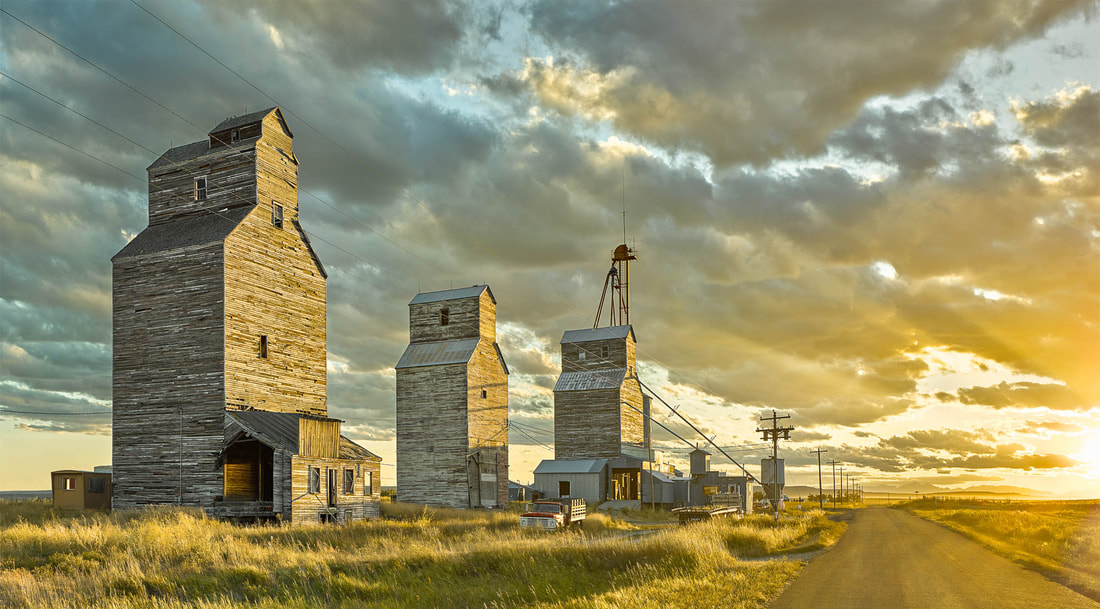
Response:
[[364, 471, 373, 496], [272, 203, 283, 229], [578, 351, 586, 361], [558, 481, 570, 497], [194, 177, 207, 201], [88, 477, 105, 493], [480, 389, 487, 399], [309, 467, 321, 494], [231, 129, 240, 143], [440, 308, 449, 326], [343, 469, 354, 495], [259, 335, 268, 359], [63, 477, 77, 491], [601, 346, 609, 358]]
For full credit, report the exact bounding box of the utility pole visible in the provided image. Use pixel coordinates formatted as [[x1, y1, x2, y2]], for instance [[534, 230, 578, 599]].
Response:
[[829, 460, 838, 508], [811, 448, 827, 509], [757, 410, 794, 522], [838, 465, 845, 505]]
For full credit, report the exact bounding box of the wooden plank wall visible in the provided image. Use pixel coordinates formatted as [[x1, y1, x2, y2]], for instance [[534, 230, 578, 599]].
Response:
[[112, 243, 226, 508], [289, 456, 382, 524], [409, 295, 481, 343], [223, 120, 327, 416], [395, 364, 470, 508], [554, 333, 644, 461], [298, 418, 339, 458], [147, 146, 257, 225], [467, 317, 509, 506]]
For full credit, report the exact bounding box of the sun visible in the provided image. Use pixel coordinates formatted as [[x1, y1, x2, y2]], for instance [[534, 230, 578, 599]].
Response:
[[1076, 433, 1100, 478]]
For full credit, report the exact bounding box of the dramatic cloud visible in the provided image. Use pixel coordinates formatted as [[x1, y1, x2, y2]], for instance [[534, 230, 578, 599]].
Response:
[[0, 0, 1096, 492]]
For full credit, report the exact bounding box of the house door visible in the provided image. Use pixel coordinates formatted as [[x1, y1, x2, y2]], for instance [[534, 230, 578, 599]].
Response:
[[327, 469, 337, 508]]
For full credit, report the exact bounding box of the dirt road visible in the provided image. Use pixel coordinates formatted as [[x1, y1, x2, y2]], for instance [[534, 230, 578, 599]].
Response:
[[769, 507, 1099, 609]]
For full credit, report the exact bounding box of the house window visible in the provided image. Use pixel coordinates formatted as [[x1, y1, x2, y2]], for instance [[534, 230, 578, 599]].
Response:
[[558, 481, 570, 497], [88, 477, 105, 493], [272, 203, 283, 229], [259, 335, 268, 358], [63, 477, 77, 491], [343, 469, 354, 495], [440, 308, 449, 326], [309, 467, 321, 494], [601, 346, 609, 358], [231, 129, 240, 143], [578, 351, 586, 361], [364, 471, 373, 495], [194, 177, 207, 201], [480, 389, 487, 399]]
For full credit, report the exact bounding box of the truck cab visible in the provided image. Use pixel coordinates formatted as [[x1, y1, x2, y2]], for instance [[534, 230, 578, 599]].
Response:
[[520, 499, 585, 530]]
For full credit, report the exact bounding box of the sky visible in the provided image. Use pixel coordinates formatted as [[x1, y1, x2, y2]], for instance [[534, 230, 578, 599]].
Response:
[[1, 0, 1098, 497]]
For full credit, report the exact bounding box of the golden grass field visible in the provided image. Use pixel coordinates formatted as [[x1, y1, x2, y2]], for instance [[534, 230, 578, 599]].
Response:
[[0, 500, 846, 609], [903, 498, 1100, 602]]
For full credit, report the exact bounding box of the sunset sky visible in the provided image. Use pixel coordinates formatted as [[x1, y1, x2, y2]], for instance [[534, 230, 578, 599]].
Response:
[[1, 0, 1097, 496]]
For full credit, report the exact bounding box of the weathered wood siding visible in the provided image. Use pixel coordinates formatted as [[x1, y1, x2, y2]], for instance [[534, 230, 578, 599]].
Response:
[[554, 331, 644, 461], [222, 124, 326, 416], [396, 363, 470, 508], [467, 335, 508, 506], [289, 456, 381, 524], [148, 146, 257, 225], [409, 295, 482, 343], [298, 418, 340, 457], [112, 243, 226, 508]]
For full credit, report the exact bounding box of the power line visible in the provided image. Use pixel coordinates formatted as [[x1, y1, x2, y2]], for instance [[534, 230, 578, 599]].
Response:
[[0, 409, 111, 416]]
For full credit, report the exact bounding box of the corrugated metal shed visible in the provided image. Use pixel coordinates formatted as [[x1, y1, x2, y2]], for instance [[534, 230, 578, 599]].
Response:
[[553, 368, 626, 392], [409, 284, 494, 305], [533, 459, 608, 474], [560, 325, 635, 344], [394, 338, 479, 369]]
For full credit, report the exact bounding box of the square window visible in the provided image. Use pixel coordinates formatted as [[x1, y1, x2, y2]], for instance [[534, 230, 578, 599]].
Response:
[[601, 346, 609, 358], [88, 477, 105, 493], [259, 335, 268, 358], [194, 177, 207, 201], [364, 471, 373, 496], [440, 308, 449, 326], [309, 467, 321, 494], [63, 477, 77, 491], [578, 351, 586, 361], [272, 203, 283, 229], [231, 129, 239, 143], [480, 389, 487, 399]]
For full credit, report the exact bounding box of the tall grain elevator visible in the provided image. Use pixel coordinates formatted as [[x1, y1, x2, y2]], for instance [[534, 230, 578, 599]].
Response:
[[395, 285, 509, 508]]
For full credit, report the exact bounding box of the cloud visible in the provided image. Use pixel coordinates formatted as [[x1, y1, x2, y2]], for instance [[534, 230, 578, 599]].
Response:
[[956, 381, 1085, 410]]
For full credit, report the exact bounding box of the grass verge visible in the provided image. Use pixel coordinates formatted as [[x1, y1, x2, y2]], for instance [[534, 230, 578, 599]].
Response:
[[901, 498, 1100, 601], [0, 500, 845, 608]]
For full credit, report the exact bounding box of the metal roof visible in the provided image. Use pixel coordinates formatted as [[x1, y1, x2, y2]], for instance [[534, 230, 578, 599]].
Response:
[[395, 338, 480, 369], [211, 107, 279, 133], [409, 285, 494, 305], [553, 368, 626, 392], [560, 325, 635, 344], [533, 459, 608, 474], [113, 206, 252, 260], [223, 411, 379, 461]]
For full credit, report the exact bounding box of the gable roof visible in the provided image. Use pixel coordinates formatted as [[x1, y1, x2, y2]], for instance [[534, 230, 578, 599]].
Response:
[[409, 285, 494, 305], [533, 459, 608, 475], [395, 338, 480, 369], [223, 410, 380, 461], [113, 206, 252, 260], [553, 368, 626, 392], [211, 107, 279, 133], [147, 140, 211, 171], [561, 325, 635, 345]]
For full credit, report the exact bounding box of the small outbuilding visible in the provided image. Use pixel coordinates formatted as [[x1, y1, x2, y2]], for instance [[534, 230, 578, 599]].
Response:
[[51, 470, 113, 510]]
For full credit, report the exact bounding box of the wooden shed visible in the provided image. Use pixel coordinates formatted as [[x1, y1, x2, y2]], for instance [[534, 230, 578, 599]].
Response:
[[51, 470, 112, 510]]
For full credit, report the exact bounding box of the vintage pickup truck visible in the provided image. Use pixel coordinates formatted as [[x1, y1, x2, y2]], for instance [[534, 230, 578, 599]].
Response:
[[519, 498, 586, 530]]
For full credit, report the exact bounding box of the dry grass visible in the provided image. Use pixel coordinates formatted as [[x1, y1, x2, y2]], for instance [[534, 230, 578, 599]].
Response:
[[0, 500, 845, 608], [903, 498, 1100, 601]]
